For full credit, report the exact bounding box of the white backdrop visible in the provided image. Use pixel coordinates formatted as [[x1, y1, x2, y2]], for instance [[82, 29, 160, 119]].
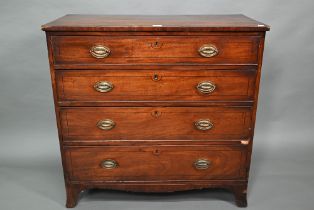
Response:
[[0, 1, 313, 209]]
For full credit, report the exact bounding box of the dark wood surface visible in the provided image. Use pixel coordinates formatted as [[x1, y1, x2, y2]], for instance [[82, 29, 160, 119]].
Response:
[[52, 35, 259, 65], [42, 14, 270, 32], [64, 145, 246, 181], [60, 107, 252, 141], [43, 14, 269, 208], [56, 69, 256, 102]]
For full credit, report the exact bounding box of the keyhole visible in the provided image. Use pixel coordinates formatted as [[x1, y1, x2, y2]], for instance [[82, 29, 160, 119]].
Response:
[[151, 41, 162, 49], [152, 73, 161, 81], [153, 74, 159, 81], [151, 110, 161, 118], [153, 149, 161, 155]]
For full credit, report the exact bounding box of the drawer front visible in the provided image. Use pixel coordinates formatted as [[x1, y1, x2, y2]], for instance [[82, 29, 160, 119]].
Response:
[[61, 107, 252, 141], [56, 69, 256, 102], [65, 146, 246, 181], [52, 36, 259, 65]]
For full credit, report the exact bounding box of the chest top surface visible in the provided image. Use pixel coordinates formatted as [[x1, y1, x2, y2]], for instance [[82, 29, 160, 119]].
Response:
[[41, 14, 270, 32]]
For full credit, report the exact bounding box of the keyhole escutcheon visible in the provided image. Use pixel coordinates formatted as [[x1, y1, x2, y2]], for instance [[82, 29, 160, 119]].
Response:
[[151, 110, 161, 118], [151, 41, 163, 49], [153, 149, 161, 155], [152, 73, 161, 81]]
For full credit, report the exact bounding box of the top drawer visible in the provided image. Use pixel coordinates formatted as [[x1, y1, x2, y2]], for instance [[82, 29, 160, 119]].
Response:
[[51, 36, 260, 66]]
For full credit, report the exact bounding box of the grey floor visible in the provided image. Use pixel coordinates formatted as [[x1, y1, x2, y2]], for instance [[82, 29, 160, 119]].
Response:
[[1, 157, 313, 210], [1, 127, 313, 210]]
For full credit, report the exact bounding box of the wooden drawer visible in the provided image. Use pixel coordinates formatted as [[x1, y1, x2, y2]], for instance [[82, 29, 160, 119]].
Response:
[[61, 107, 252, 141], [52, 36, 259, 65], [65, 145, 247, 181], [56, 69, 256, 102]]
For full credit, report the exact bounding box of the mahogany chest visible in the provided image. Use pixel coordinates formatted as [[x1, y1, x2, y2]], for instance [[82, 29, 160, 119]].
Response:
[[42, 15, 269, 207]]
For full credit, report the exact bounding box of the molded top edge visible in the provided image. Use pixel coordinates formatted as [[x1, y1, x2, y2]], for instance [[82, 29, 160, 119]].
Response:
[[42, 14, 270, 32]]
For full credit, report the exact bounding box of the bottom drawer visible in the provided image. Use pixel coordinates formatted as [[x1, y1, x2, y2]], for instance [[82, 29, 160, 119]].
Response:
[[65, 145, 247, 181]]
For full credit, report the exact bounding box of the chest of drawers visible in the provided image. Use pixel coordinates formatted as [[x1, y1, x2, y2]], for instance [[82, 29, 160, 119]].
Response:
[[42, 15, 269, 208]]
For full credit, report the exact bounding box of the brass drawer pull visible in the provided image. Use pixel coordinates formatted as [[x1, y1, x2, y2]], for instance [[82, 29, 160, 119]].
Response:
[[97, 119, 115, 130], [197, 81, 216, 94], [195, 119, 213, 131], [101, 159, 118, 169], [94, 81, 114, 93], [90, 45, 111, 58], [199, 44, 218, 57], [194, 159, 211, 170]]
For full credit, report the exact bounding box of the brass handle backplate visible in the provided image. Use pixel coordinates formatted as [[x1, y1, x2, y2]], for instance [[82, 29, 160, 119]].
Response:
[[94, 81, 114, 93], [97, 119, 115, 130], [199, 44, 218, 57], [195, 119, 213, 131], [90, 45, 111, 58], [194, 159, 211, 170], [197, 81, 216, 94], [101, 159, 118, 169]]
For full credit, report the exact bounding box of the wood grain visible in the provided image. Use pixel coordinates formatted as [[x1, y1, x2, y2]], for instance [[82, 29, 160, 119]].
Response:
[[60, 107, 252, 141], [56, 69, 256, 102], [52, 35, 259, 65], [64, 145, 247, 181], [42, 14, 270, 32], [42, 14, 269, 207]]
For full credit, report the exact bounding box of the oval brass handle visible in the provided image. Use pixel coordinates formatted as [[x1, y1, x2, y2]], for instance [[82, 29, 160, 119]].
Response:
[[195, 119, 213, 131], [90, 45, 111, 58], [101, 159, 118, 169], [194, 159, 211, 170], [197, 81, 216, 94], [94, 81, 114, 93], [198, 44, 218, 57], [97, 119, 115, 130]]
